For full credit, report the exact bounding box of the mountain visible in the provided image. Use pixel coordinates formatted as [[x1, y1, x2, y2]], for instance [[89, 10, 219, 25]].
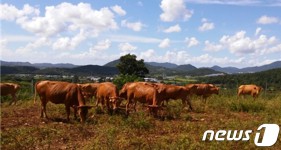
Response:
[[211, 61, 281, 74], [33, 63, 77, 69], [176, 64, 197, 71], [70, 65, 118, 76], [211, 65, 240, 74], [1, 65, 118, 76], [103, 59, 120, 67], [1, 61, 33, 67], [146, 62, 178, 69], [1, 66, 39, 74], [0, 60, 77, 69], [2, 60, 281, 76], [239, 61, 281, 73], [104, 60, 178, 69]]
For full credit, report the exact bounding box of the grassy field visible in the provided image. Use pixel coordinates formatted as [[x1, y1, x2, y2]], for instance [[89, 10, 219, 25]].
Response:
[[1, 87, 281, 149]]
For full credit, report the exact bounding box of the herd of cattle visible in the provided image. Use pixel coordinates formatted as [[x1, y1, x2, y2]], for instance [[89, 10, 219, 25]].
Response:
[[1, 81, 263, 123]]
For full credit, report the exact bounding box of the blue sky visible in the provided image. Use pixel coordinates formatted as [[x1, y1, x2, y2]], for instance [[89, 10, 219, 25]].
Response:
[[1, 0, 281, 67]]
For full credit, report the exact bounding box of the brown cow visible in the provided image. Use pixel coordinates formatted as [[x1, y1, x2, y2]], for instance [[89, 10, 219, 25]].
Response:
[[150, 83, 196, 110], [0, 83, 20, 105], [34, 80, 92, 123], [95, 82, 120, 112], [186, 84, 219, 103], [119, 82, 160, 115], [238, 84, 262, 100], [78, 83, 100, 102]]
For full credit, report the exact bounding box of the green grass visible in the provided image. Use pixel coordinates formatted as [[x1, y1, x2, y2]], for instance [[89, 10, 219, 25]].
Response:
[[1, 87, 281, 149]]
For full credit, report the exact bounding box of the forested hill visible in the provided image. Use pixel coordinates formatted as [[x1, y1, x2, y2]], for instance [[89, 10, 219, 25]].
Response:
[[198, 68, 281, 90], [1, 60, 281, 76], [1, 65, 118, 76]]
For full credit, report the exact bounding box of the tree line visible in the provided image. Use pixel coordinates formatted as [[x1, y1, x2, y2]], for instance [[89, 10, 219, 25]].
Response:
[[197, 68, 281, 90]]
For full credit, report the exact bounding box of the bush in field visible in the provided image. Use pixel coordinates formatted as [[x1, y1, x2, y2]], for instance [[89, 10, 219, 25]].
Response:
[[123, 112, 153, 130], [162, 101, 182, 120], [228, 100, 266, 112], [113, 74, 142, 90]]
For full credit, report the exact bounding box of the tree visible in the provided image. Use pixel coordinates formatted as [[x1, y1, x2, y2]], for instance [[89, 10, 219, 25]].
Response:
[[116, 54, 149, 77], [113, 54, 149, 89]]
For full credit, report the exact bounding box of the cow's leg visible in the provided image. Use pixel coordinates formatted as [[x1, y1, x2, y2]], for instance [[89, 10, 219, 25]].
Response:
[[253, 93, 256, 100], [186, 97, 193, 111], [133, 99, 137, 112], [106, 98, 113, 115], [41, 99, 48, 119], [95, 97, 99, 107], [125, 98, 131, 115], [73, 106, 78, 120], [9, 94, 16, 105], [100, 97, 105, 112], [165, 100, 169, 106], [65, 105, 71, 121], [204, 97, 207, 104]]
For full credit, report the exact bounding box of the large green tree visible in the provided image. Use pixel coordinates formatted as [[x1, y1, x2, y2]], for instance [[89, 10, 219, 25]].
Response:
[[116, 54, 149, 77], [114, 54, 148, 89]]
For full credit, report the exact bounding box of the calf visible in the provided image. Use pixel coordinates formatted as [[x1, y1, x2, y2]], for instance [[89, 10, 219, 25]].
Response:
[[0, 83, 20, 105]]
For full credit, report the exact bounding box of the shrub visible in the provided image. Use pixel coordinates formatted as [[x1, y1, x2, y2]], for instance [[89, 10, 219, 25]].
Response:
[[228, 100, 266, 112]]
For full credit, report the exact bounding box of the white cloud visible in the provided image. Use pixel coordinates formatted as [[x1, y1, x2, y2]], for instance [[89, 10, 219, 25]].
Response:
[[220, 31, 255, 54], [158, 38, 171, 48], [16, 37, 51, 54], [118, 42, 137, 54], [0, 39, 10, 58], [1, 35, 35, 42], [204, 40, 223, 51], [185, 37, 199, 48], [257, 15, 279, 24], [0, 3, 40, 21], [160, 0, 193, 22], [89, 39, 111, 53], [198, 18, 214, 32], [139, 49, 155, 61], [266, 44, 281, 54], [111, 5, 126, 16], [220, 31, 278, 55], [0, 38, 8, 48], [52, 31, 86, 50], [3, 3, 118, 37], [121, 20, 145, 31], [255, 27, 262, 36], [136, 50, 244, 67], [163, 24, 181, 33], [109, 35, 161, 43]]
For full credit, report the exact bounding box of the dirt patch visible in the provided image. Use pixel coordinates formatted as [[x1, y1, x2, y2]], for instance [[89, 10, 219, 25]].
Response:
[[1, 104, 41, 130]]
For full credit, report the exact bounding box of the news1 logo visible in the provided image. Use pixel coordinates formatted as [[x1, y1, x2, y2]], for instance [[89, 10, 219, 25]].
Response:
[[202, 124, 280, 147]]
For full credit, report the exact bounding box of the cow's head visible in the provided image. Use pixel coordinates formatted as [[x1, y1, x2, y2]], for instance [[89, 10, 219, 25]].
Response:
[[186, 84, 198, 94], [119, 88, 126, 98], [109, 96, 121, 110], [14, 84, 20, 91], [212, 87, 219, 95], [77, 105, 93, 123], [256, 86, 263, 95]]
